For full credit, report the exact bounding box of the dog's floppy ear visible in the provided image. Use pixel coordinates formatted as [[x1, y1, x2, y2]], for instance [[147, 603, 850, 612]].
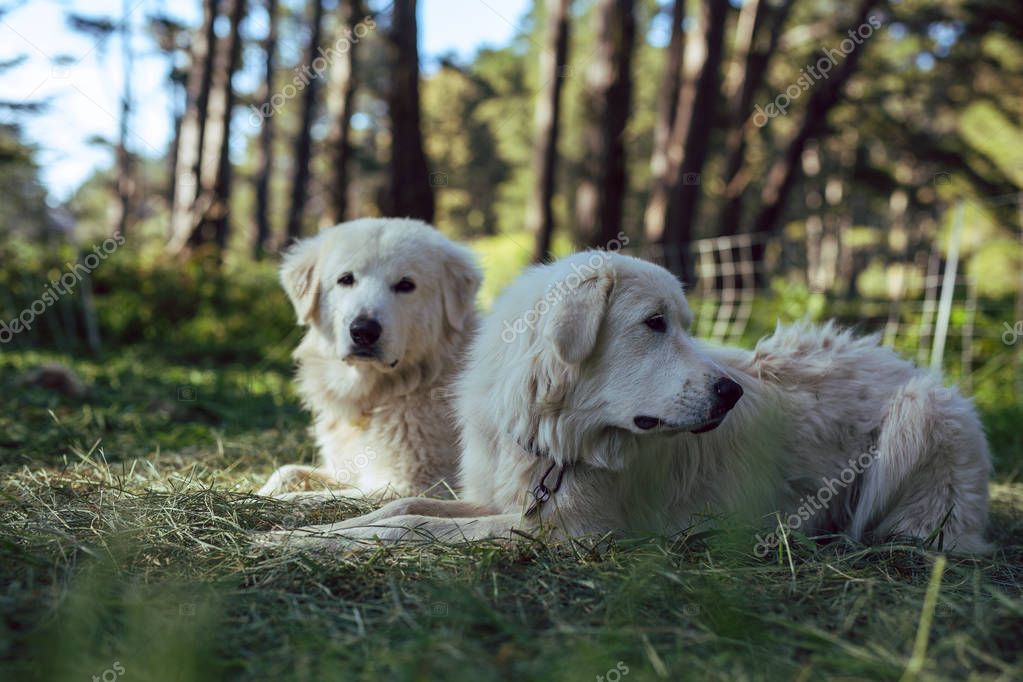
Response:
[[280, 237, 322, 325], [543, 264, 615, 365], [441, 243, 482, 332]]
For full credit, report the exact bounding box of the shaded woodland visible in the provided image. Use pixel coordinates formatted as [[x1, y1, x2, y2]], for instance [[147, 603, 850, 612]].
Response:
[[2, 0, 1021, 298]]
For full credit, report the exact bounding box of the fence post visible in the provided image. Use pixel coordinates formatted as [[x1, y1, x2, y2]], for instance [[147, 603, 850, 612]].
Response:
[[930, 201, 964, 372]]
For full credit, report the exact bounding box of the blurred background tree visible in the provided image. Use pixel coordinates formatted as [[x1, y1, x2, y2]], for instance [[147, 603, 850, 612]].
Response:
[[0, 0, 1020, 352]]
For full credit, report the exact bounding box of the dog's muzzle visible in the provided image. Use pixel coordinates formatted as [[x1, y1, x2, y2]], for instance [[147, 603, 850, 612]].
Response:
[[690, 378, 743, 433], [634, 377, 744, 434]]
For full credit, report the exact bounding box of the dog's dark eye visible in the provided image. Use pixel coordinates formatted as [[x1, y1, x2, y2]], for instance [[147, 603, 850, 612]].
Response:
[[644, 314, 667, 333], [393, 277, 416, 293], [337, 273, 355, 287]]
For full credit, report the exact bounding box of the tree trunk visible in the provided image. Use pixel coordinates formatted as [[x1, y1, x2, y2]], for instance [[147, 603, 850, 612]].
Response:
[[253, 0, 278, 258], [643, 0, 727, 273], [526, 0, 572, 262], [114, 0, 134, 239], [717, 0, 793, 237], [286, 0, 325, 242], [575, 0, 635, 249], [207, 0, 246, 251], [645, 0, 685, 255], [749, 0, 877, 239], [385, 0, 434, 223], [324, 0, 363, 226], [167, 0, 218, 253], [661, 0, 728, 282], [167, 103, 183, 220], [177, 0, 244, 253]]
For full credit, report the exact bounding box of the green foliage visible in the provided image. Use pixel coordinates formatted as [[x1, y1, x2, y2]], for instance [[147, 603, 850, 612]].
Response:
[[0, 124, 50, 240], [0, 239, 294, 363], [422, 65, 512, 237], [967, 238, 1023, 299]]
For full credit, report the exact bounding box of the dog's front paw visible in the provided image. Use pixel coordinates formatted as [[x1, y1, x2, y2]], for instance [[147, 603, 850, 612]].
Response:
[[249, 526, 384, 552], [250, 529, 309, 548]]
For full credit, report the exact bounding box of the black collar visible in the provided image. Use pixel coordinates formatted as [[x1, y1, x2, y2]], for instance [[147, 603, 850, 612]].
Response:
[[515, 435, 548, 459], [525, 459, 569, 517], [515, 435, 571, 517]]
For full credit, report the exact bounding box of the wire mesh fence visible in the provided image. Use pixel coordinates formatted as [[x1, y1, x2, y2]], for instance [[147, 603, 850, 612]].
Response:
[[628, 197, 1022, 394]]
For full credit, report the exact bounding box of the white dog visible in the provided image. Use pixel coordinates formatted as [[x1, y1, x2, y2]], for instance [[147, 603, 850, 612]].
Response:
[[258, 218, 481, 499], [269, 251, 991, 552]]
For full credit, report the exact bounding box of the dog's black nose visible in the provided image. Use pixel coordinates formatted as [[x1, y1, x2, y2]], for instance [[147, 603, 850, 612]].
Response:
[[713, 377, 743, 412], [350, 316, 382, 347]]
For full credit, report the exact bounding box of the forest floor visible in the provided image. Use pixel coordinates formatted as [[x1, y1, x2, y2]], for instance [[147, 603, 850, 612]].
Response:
[[1, 348, 1021, 682]]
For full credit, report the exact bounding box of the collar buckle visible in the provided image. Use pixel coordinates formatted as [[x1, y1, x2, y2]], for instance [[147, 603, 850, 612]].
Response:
[[525, 460, 568, 518]]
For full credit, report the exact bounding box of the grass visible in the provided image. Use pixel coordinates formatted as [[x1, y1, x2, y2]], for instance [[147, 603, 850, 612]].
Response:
[[1, 339, 1022, 681]]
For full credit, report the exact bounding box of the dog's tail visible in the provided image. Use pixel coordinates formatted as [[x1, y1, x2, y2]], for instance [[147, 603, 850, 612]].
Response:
[[848, 375, 991, 552]]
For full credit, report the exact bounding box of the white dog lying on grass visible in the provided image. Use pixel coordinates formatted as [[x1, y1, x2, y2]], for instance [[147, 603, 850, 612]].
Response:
[[258, 218, 481, 500], [263, 251, 991, 553]]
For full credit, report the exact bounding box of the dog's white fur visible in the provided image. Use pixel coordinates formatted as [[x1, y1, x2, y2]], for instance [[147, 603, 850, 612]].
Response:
[[269, 251, 990, 552], [258, 218, 481, 499]]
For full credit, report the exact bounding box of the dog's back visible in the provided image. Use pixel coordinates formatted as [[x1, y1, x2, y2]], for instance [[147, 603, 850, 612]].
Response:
[[748, 321, 991, 551]]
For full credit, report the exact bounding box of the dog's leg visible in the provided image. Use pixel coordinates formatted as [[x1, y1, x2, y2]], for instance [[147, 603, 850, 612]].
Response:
[[848, 377, 992, 552], [257, 464, 344, 497], [337, 512, 523, 543], [271, 490, 356, 505], [258, 512, 522, 550], [253, 498, 505, 546], [322, 497, 501, 528]]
